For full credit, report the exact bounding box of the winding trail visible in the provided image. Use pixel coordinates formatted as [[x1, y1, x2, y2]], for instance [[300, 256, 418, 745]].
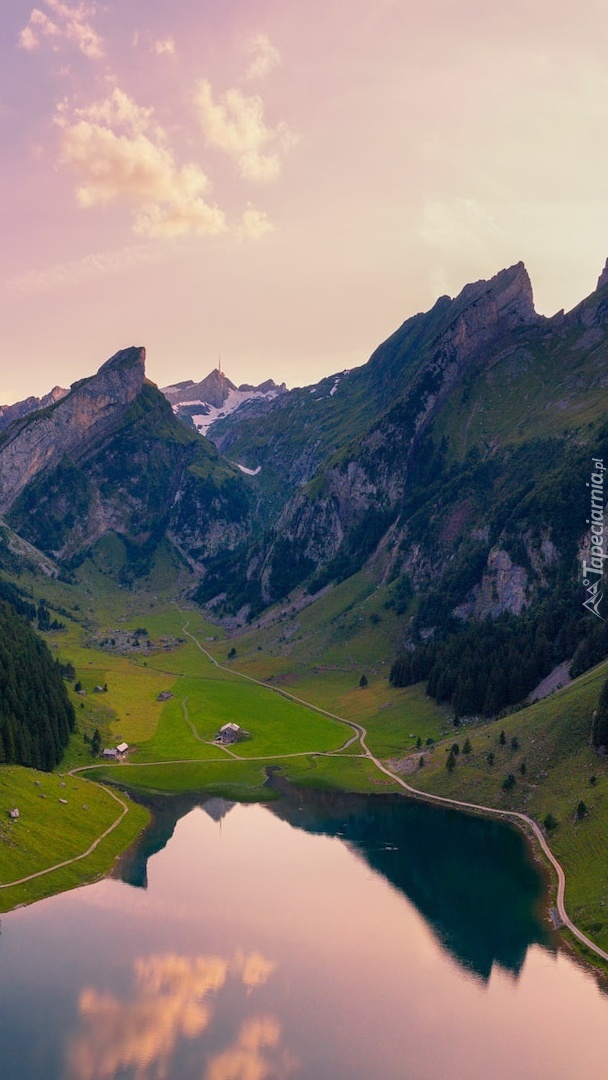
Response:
[[180, 619, 608, 967], [0, 782, 129, 891], [6, 616, 607, 969]]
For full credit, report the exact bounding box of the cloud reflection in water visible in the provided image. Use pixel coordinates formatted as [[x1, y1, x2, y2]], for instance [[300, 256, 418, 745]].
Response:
[[66, 950, 288, 1080], [204, 1015, 297, 1080]]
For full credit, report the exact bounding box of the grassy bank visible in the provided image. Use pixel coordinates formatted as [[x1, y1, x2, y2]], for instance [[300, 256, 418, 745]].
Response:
[[0, 765, 149, 911], [409, 661, 608, 953]]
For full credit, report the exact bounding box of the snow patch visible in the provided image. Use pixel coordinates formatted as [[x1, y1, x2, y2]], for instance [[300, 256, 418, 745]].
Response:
[[234, 462, 262, 476], [180, 387, 279, 435]]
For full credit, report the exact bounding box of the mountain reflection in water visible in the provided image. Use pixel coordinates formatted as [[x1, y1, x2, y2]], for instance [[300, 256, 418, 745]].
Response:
[[118, 784, 553, 982]]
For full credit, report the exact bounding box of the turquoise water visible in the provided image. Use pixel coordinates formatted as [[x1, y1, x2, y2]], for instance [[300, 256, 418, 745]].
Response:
[[0, 789, 606, 1080]]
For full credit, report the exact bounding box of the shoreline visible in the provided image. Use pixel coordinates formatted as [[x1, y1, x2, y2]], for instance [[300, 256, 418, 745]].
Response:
[[3, 619, 607, 978]]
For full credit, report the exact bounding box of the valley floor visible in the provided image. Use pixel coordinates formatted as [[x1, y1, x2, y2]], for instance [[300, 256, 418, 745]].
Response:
[[2, 569, 608, 977]]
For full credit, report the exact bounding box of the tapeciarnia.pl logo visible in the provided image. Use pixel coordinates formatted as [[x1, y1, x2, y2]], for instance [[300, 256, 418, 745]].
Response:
[[582, 458, 606, 620]]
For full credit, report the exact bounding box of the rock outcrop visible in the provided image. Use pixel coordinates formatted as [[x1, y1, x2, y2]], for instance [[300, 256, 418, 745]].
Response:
[[0, 348, 145, 513]]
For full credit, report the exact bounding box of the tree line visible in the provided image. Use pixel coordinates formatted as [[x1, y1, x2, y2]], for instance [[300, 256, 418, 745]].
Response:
[[0, 597, 75, 770], [390, 585, 600, 718]]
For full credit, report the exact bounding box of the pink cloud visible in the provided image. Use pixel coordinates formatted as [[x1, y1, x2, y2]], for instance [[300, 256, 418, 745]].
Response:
[[56, 88, 227, 238], [243, 33, 281, 81], [19, 1, 103, 60], [195, 80, 296, 183]]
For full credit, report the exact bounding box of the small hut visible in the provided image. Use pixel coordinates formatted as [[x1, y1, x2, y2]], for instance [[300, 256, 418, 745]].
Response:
[[215, 722, 248, 745]]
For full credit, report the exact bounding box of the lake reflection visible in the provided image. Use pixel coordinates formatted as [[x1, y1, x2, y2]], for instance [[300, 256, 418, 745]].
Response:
[[120, 786, 552, 981], [67, 951, 288, 1080], [1, 790, 608, 1080]]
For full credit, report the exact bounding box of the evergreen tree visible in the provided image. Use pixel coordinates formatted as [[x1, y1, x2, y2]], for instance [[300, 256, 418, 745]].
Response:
[[0, 599, 75, 770]]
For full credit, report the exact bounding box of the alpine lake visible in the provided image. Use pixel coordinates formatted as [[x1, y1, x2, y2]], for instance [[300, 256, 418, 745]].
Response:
[[2, 782, 608, 1080]]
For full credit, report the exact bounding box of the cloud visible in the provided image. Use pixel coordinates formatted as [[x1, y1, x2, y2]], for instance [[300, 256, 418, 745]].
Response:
[[55, 88, 227, 238], [235, 207, 275, 241], [70, 87, 160, 138], [3, 243, 167, 301], [19, 26, 39, 51], [153, 37, 176, 58], [243, 33, 281, 81], [195, 80, 296, 183], [18, 1, 104, 60]]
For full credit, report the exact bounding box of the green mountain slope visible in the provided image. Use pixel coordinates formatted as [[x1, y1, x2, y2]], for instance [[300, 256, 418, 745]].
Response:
[[190, 261, 608, 720]]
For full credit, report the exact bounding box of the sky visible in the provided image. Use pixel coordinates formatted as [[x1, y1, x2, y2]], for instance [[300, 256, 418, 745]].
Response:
[[3, 1, 608, 402]]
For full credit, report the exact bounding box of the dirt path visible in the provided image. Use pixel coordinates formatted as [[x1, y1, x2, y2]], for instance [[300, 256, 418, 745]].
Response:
[[179, 695, 242, 756], [181, 618, 608, 967], [0, 782, 128, 891]]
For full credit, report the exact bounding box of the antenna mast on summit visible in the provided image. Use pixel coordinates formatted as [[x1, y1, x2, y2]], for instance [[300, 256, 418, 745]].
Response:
[[218, 354, 222, 374]]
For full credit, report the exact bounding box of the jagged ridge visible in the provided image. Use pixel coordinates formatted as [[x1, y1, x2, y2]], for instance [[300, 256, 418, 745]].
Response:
[[0, 348, 252, 576]]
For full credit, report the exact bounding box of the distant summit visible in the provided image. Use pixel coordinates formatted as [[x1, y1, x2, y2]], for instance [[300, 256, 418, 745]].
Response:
[[162, 367, 286, 435], [0, 384, 68, 434], [163, 368, 237, 409]]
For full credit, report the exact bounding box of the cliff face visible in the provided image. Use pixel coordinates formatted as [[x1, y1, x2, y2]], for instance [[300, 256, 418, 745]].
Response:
[[0, 348, 146, 513], [252, 264, 542, 596], [4, 259, 608, 630], [194, 259, 608, 623], [1, 347, 252, 572]]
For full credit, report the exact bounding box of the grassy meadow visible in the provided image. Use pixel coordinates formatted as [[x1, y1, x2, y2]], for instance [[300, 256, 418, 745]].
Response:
[[0, 765, 148, 911]]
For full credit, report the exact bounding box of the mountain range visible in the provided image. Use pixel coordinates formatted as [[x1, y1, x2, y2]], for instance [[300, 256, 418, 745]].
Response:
[[1, 259, 607, 716]]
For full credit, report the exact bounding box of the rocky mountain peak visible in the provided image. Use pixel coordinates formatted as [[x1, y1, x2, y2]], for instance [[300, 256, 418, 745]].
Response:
[[195, 368, 238, 408], [597, 258, 608, 291], [454, 261, 537, 328], [0, 346, 147, 513], [163, 368, 236, 408], [97, 345, 146, 377], [161, 367, 287, 437]]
